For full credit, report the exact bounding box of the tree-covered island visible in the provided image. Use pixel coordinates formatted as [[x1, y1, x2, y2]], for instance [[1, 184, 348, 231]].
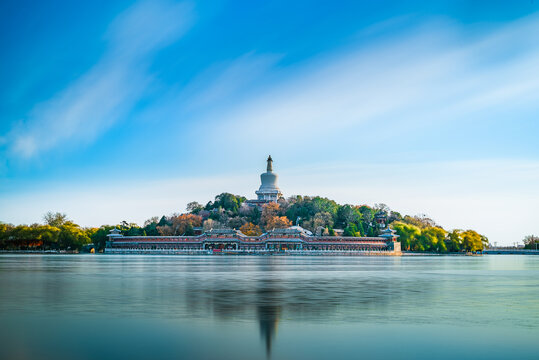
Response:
[[1, 192, 491, 253]]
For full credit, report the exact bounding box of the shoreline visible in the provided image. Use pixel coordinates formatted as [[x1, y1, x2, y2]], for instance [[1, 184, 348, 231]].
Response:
[[2, 250, 537, 256]]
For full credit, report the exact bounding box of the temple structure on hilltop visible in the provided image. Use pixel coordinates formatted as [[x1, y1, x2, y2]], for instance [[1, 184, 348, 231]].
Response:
[[246, 155, 283, 207], [105, 156, 401, 255]]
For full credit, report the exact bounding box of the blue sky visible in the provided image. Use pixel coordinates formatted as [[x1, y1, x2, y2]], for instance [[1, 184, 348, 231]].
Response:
[[1, 0, 538, 245]]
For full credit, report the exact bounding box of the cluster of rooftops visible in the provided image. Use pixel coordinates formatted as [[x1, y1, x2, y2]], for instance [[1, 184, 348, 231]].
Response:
[[107, 226, 399, 243]]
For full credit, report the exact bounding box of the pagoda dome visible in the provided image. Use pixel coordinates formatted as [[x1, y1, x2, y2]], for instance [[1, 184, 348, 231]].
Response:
[[259, 171, 278, 191], [255, 155, 282, 201]]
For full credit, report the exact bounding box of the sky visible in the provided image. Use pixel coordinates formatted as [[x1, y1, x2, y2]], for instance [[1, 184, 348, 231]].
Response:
[[1, 0, 538, 245]]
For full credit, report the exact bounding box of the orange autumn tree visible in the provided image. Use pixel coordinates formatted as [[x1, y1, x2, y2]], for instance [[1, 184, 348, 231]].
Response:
[[260, 202, 281, 228], [239, 222, 262, 236], [265, 216, 292, 230], [158, 214, 202, 236]]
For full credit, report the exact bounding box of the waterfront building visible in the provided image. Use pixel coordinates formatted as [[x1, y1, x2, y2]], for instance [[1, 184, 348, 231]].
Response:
[[105, 226, 401, 254]]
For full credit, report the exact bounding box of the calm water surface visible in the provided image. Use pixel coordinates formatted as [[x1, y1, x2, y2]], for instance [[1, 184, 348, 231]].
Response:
[[0, 255, 538, 360]]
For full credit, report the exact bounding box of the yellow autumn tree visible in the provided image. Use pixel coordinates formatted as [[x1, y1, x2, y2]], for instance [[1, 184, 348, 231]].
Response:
[[239, 222, 262, 236]]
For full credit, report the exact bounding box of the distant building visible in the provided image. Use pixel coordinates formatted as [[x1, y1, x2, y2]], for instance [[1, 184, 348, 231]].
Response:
[[245, 156, 282, 207], [375, 212, 387, 228]]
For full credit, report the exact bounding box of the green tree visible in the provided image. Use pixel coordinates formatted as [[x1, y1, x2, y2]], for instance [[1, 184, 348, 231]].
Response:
[[336, 205, 361, 229], [186, 202, 204, 214], [89, 226, 115, 251], [343, 223, 359, 237], [0, 223, 14, 249], [392, 222, 421, 251], [461, 230, 485, 252], [125, 223, 144, 236], [285, 196, 339, 230], [206, 193, 247, 214], [447, 229, 463, 252], [43, 212, 68, 227], [419, 227, 447, 253], [388, 211, 403, 223], [58, 222, 91, 250], [157, 216, 170, 227], [143, 218, 160, 236], [36, 224, 61, 249]]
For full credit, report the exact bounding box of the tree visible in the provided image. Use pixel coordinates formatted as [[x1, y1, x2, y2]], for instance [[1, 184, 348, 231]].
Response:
[[171, 214, 202, 235], [374, 203, 390, 213], [240, 222, 262, 236], [157, 224, 174, 236], [36, 225, 60, 249], [143, 218, 160, 236], [0, 223, 13, 249], [90, 226, 116, 251], [336, 205, 361, 229], [392, 222, 421, 251], [461, 230, 484, 252], [419, 227, 447, 253], [402, 214, 437, 229], [228, 217, 246, 229], [312, 197, 339, 217], [186, 202, 203, 214], [203, 219, 222, 231], [388, 211, 403, 223], [265, 216, 292, 230], [304, 212, 334, 232], [523, 235, 539, 249], [184, 224, 195, 236], [144, 217, 159, 227], [447, 229, 463, 252], [261, 203, 281, 228], [58, 222, 90, 250], [157, 216, 170, 227], [43, 212, 68, 227], [125, 224, 143, 236], [358, 205, 374, 235], [343, 223, 359, 237], [206, 193, 247, 214]]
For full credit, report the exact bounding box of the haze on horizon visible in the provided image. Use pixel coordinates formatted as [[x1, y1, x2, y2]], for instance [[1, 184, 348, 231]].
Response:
[[1, 0, 538, 246]]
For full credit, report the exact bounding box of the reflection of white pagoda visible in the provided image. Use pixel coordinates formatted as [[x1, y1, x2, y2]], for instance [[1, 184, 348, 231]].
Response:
[[246, 156, 283, 206]]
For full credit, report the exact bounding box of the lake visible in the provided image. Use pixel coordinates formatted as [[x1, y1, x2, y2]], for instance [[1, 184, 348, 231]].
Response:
[[0, 254, 537, 360]]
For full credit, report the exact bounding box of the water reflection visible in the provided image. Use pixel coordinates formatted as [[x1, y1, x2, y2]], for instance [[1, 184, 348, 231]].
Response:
[[179, 257, 437, 357], [1, 255, 538, 360], [257, 292, 280, 357]]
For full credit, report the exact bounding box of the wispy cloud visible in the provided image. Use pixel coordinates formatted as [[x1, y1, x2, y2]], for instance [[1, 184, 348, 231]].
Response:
[[5, 0, 193, 158], [180, 52, 282, 111], [198, 14, 539, 149]]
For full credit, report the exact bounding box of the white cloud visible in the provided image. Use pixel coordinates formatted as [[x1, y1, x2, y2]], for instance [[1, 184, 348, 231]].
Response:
[[197, 14, 539, 148], [5, 0, 193, 159]]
